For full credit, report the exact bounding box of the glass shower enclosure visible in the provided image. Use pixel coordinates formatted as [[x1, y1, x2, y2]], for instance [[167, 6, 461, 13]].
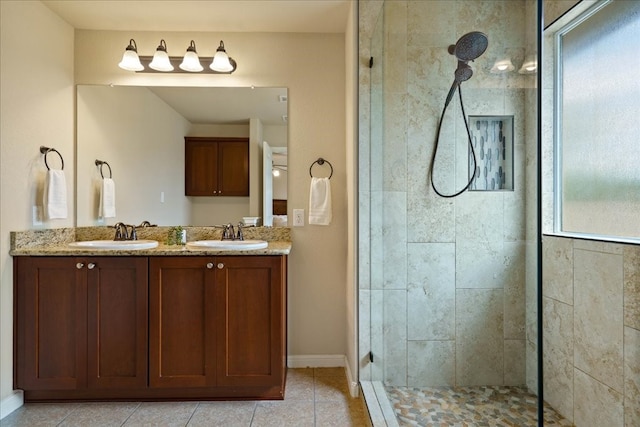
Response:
[[358, 0, 544, 424]]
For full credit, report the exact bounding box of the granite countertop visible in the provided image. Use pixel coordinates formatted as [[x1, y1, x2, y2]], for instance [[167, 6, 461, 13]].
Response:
[[10, 226, 291, 257]]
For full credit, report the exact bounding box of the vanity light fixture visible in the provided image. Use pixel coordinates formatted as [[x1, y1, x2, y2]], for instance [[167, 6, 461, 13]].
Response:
[[490, 58, 515, 73], [118, 38, 237, 74], [179, 40, 204, 72], [210, 41, 235, 72], [149, 39, 174, 72], [272, 164, 287, 177], [118, 39, 144, 71], [519, 55, 538, 74]]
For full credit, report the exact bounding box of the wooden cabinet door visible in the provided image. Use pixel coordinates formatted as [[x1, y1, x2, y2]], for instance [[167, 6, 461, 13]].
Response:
[[217, 141, 249, 196], [86, 257, 148, 389], [14, 257, 87, 390], [148, 257, 217, 388], [185, 139, 218, 196], [215, 256, 285, 387], [184, 137, 249, 197]]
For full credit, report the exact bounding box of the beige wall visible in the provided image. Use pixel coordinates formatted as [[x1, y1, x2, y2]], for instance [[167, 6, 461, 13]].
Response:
[[73, 29, 348, 363], [76, 85, 192, 226], [0, 0, 75, 411], [344, 0, 359, 392], [1, 2, 355, 414]]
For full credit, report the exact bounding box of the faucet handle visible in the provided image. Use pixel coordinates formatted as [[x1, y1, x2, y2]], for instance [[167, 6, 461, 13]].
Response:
[[128, 225, 137, 241], [236, 222, 244, 241]]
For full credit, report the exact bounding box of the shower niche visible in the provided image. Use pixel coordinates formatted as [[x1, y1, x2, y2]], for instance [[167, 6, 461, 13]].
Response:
[[468, 115, 514, 191]]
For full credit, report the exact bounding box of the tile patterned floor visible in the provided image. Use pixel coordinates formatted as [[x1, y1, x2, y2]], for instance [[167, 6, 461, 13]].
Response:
[[1, 368, 369, 427], [385, 385, 574, 427]]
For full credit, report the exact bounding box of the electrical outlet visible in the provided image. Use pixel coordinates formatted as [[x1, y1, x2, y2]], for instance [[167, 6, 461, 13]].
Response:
[[293, 209, 304, 226]]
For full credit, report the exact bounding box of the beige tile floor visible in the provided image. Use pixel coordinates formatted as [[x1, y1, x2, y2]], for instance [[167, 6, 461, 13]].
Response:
[[1, 368, 370, 427]]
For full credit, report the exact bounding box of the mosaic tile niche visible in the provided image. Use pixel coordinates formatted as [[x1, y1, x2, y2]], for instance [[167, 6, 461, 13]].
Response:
[[469, 116, 514, 191]]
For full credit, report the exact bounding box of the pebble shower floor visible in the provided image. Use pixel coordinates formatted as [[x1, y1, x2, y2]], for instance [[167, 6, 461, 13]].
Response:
[[385, 385, 574, 426]]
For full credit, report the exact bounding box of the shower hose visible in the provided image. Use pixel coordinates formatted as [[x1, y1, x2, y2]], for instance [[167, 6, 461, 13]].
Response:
[[429, 86, 478, 198]]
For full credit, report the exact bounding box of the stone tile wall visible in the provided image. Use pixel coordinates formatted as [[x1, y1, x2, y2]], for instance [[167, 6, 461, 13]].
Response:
[[358, 0, 539, 389], [543, 236, 639, 426]]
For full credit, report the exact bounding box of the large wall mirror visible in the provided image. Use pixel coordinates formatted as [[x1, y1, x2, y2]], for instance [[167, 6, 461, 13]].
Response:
[[76, 85, 288, 227]]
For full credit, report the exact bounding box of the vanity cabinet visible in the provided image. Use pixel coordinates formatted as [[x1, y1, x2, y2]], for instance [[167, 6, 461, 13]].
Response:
[[14, 257, 148, 392], [14, 254, 287, 401], [148, 255, 286, 390], [214, 256, 286, 388], [185, 137, 249, 197]]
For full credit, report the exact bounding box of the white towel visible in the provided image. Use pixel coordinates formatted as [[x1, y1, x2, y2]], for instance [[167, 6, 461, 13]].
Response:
[[44, 170, 68, 219], [308, 177, 332, 225], [99, 178, 116, 218]]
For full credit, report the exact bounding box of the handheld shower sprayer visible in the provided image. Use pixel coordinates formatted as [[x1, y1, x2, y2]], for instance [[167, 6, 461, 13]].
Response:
[[444, 31, 488, 107], [430, 31, 488, 198]]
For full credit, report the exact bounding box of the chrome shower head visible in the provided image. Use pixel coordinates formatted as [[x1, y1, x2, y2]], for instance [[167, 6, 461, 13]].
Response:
[[448, 31, 488, 62]]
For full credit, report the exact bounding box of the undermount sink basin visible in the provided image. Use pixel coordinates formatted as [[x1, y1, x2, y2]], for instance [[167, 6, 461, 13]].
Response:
[[68, 240, 159, 250], [186, 240, 268, 251]]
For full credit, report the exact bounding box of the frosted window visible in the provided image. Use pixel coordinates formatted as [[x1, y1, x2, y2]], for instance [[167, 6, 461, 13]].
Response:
[[556, 0, 640, 241]]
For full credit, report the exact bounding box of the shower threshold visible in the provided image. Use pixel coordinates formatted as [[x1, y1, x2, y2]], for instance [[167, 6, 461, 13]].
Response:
[[362, 381, 573, 426], [361, 381, 400, 427]]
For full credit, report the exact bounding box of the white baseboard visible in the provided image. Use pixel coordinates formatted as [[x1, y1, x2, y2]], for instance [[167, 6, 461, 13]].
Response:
[[344, 360, 359, 398], [287, 354, 359, 398], [0, 390, 24, 420], [287, 354, 346, 368]]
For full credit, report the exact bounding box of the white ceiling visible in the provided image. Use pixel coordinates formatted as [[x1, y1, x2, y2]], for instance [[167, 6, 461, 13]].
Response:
[[42, 0, 350, 33], [148, 86, 288, 125]]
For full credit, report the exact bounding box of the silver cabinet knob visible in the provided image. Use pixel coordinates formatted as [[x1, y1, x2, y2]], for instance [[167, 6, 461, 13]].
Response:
[[76, 262, 84, 269], [217, 263, 224, 269], [87, 263, 96, 269], [206, 262, 214, 269]]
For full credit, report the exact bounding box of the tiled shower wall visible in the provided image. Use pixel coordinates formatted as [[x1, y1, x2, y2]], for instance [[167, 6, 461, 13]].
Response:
[[542, 236, 640, 426], [540, 2, 640, 426], [358, 0, 539, 388]]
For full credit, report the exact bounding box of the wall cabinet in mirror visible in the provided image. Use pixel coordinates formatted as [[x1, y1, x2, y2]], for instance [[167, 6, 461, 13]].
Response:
[[185, 137, 249, 197]]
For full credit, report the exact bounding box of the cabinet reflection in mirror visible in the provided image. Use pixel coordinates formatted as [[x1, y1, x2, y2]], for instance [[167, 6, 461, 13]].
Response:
[[76, 85, 288, 227]]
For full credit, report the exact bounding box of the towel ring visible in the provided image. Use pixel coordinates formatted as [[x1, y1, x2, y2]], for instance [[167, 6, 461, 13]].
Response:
[[309, 157, 333, 179], [40, 146, 64, 170], [95, 160, 112, 179]]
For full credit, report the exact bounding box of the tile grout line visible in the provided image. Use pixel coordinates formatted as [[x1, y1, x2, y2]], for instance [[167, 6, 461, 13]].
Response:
[[120, 402, 141, 426], [183, 401, 200, 426]]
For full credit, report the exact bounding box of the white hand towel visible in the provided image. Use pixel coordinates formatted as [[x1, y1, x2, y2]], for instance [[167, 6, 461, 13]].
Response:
[[44, 170, 68, 219], [308, 177, 332, 225], [99, 178, 116, 218]]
